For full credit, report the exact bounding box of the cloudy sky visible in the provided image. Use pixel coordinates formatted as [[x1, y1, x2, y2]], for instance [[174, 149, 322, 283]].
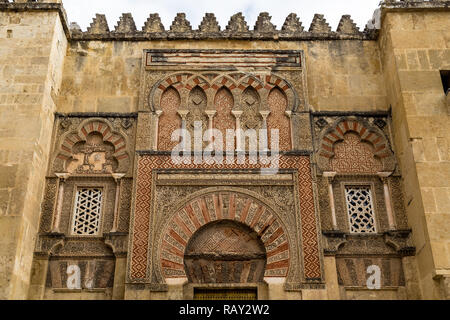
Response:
[[62, 0, 381, 32]]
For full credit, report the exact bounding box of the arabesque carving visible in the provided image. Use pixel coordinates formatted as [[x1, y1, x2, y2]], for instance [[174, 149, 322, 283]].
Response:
[[53, 118, 133, 175]]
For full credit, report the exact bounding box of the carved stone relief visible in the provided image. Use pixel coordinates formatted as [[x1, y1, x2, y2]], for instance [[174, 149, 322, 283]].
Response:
[[267, 87, 291, 150], [213, 87, 235, 150], [46, 259, 115, 289], [331, 133, 383, 174], [336, 257, 405, 287], [147, 71, 304, 153], [186, 86, 208, 149], [158, 86, 181, 151], [314, 117, 396, 174], [52, 117, 135, 176], [154, 188, 293, 281], [129, 154, 321, 289], [184, 220, 267, 284]]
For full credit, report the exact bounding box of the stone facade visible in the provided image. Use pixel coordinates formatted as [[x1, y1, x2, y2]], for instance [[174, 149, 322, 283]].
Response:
[[0, 0, 449, 300]]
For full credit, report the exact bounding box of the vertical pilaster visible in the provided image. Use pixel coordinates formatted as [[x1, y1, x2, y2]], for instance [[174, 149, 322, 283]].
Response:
[[0, 7, 68, 299]]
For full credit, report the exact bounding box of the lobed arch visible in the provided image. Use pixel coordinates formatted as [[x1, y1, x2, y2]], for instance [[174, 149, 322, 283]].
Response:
[[264, 74, 298, 112], [154, 188, 292, 285], [267, 86, 292, 150], [211, 75, 240, 109], [236, 74, 266, 93], [151, 72, 192, 112], [210, 74, 238, 91], [54, 118, 130, 174], [317, 118, 395, 173], [150, 72, 299, 113], [184, 74, 211, 91], [157, 86, 182, 151]]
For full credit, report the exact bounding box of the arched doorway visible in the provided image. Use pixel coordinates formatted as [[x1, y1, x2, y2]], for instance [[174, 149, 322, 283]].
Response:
[[184, 220, 266, 300], [184, 220, 267, 284], [157, 189, 291, 299]]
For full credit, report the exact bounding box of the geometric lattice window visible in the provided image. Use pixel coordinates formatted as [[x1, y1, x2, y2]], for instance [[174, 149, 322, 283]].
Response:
[[344, 186, 376, 234], [71, 188, 103, 235]]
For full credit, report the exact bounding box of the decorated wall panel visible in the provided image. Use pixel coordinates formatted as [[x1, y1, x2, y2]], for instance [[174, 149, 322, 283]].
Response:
[[128, 154, 322, 290]]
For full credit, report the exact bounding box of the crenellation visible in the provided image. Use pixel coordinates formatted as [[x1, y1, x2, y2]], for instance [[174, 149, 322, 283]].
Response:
[[87, 13, 109, 34], [309, 14, 332, 33], [69, 22, 81, 34], [281, 13, 304, 33], [114, 13, 137, 33], [336, 15, 360, 34], [169, 13, 192, 33], [225, 12, 249, 33], [198, 13, 220, 33], [254, 12, 276, 33], [143, 13, 164, 33]]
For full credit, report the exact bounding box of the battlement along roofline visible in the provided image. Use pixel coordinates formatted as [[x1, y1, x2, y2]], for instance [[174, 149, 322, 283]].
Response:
[[0, 0, 449, 41]]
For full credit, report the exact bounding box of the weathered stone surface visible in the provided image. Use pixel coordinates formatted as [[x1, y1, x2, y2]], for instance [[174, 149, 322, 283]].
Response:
[[87, 14, 109, 34], [143, 13, 164, 32], [0, 8, 68, 299], [281, 13, 304, 33], [337, 15, 360, 34], [199, 13, 220, 33], [254, 12, 276, 33], [309, 14, 332, 33], [225, 12, 249, 33], [114, 13, 137, 33], [169, 13, 192, 33]]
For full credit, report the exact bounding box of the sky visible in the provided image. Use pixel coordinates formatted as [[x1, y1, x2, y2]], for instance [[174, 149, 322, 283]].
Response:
[[62, 0, 382, 32]]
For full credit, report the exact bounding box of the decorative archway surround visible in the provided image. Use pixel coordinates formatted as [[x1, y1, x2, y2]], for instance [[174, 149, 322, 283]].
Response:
[[317, 118, 395, 173], [128, 154, 321, 284], [159, 190, 290, 279], [54, 118, 130, 174]]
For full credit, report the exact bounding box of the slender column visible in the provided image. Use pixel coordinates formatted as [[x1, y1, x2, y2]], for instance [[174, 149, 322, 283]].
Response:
[[153, 110, 163, 151], [52, 173, 70, 233], [285, 110, 293, 150], [323, 171, 338, 230], [378, 171, 396, 230], [231, 110, 243, 152], [205, 110, 217, 146], [259, 111, 270, 151], [177, 110, 189, 151], [110, 173, 126, 233]]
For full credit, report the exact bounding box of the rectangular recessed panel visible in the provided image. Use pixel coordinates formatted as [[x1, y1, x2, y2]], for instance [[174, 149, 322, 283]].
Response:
[[145, 50, 302, 70], [194, 288, 257, 300]]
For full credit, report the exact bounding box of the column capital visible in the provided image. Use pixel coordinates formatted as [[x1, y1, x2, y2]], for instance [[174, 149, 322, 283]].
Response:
[[231, 110, 243, 118], [377, 171, 393, 178], [155, 110, 163, 117], [55, 173, 70, 181], [323, 171, 337, 178], [177, 110, 189, 119], [377, 171, 393, 183], [259, 110, 271, 119], [205, 110, 217, 118], [111, 173, 126, 182]]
